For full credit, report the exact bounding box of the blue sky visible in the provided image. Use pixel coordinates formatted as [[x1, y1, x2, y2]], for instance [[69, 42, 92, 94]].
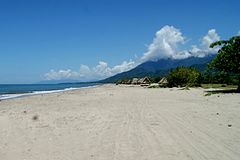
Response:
[[0, 0, 239, 83]]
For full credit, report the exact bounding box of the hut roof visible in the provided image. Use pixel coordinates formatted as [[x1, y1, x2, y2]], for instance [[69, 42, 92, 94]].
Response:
[[131, 78, 139, 84], [138, 77, 150, 84], [158, 77, 168, 84], [126, 79, 132, 84], [137, 78, 143, 83]]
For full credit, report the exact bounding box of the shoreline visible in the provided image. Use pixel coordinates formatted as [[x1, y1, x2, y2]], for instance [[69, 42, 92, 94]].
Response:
[[0, 84, 102, 101]]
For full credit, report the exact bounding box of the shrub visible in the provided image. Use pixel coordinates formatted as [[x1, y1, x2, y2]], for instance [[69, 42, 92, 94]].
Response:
[[149, 77, 161, 83], [167, 67, 202, 87]]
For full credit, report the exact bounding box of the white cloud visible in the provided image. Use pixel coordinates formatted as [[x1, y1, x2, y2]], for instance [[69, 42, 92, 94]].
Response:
[[140, 25, 191, 62], [44, 69, 80, 81], [43, 26, 224, 81], [237, 31, 240, 35], [190, 29, 220, 57], [110, 60, 136, 74], [140, 26, 221, 61], [202, 29, 220, 48], [44, 60, 136, 81]]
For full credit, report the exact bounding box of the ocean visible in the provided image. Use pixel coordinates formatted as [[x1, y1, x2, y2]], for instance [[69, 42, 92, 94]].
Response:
[[0, 83, 100, 100]]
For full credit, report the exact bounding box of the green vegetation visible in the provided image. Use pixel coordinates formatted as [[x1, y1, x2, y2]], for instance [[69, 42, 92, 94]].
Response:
[[113, 36, 240, 91], [167, 67, 202, 87], [204, 92, 214, 96], [209, 36, 240, 91], [201, 84, 238, 89], [202, 69, 238, 85], [149, 77, 161, 83]]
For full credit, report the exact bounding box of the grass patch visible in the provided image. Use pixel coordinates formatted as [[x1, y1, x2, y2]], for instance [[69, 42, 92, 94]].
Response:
[[203, 84, 239, 95], [201, 84, 238, 89], [204, 92, 212, 96]]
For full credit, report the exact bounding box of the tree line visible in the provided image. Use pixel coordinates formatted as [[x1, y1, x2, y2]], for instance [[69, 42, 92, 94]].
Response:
[[152, 36, 240, 91]]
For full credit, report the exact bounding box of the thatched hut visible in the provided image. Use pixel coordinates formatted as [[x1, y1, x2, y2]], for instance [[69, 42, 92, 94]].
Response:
[[137, 78, 143, 84], [138, 77, 151, 86], [116, 80, 122, 85], [158, 77, 168, 87], [122, 79, 129, 84], [126, 79, 132, 84], [131, 78, 139, 85]]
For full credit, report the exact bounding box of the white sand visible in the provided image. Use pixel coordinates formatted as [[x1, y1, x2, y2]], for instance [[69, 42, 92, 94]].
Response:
[[0, 84, 240, 160]]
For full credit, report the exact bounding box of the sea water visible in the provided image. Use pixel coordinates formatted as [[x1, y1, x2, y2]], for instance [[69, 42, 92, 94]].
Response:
[[0, 83, 99, 100]]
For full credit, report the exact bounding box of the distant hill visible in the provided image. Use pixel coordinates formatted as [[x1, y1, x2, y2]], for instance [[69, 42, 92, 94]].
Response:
[[100, 55, 215, 83]]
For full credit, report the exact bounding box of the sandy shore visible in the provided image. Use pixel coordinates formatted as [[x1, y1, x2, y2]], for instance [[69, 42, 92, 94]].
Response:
[[0, 84, 240, 160]]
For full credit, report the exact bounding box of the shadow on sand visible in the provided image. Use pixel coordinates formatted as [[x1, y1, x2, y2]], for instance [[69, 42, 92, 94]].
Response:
[[206, 89, 240, 94]]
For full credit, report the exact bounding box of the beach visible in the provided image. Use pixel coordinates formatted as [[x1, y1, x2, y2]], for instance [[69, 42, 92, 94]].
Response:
[[0, 84, 240, 160]]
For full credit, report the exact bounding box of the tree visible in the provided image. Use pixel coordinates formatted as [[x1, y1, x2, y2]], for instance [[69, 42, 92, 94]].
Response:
[[202, 68, 233, 84], [167, 67, 202, 87], [209, 36, 240, 91]]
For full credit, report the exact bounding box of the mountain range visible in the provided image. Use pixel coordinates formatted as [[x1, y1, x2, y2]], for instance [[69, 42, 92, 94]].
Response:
[[100, 55, 215, 83]]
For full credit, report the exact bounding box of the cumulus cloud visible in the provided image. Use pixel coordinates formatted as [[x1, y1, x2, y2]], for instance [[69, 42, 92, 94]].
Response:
[[110, 60, 136, 74], [44, 69, 80, 81], [140, 25, 191, 62], [44, 60, 136, 81], [140, 26, 221, 61], [43, 26, 224, 81], [190, 29, 220, 57]]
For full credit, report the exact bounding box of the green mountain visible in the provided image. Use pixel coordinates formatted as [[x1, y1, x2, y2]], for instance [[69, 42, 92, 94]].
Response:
[[100, 55, 215, 83]]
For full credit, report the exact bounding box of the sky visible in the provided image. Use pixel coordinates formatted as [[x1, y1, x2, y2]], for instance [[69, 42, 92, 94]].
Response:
[[0, 0, 240, 84]]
